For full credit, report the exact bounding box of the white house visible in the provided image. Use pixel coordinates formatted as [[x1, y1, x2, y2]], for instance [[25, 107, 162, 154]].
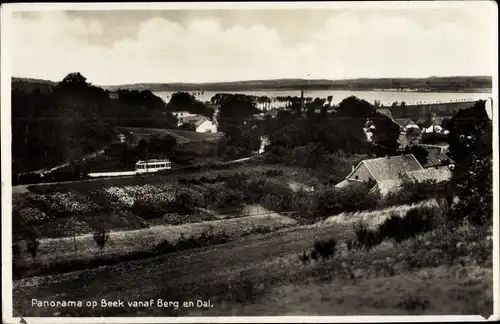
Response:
[[182, 115, 218, 133], [173, 111, 198, 126]]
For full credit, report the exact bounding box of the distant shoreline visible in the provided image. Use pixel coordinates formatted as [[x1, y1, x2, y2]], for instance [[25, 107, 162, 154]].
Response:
[[12, 76, 493, 94], [150, 88, 493, 94]]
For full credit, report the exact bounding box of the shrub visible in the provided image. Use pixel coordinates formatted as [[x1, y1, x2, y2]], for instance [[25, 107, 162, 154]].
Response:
[[25, 229, 40, 262], [311, 183, 379, 219], [345, 238, 356, 251], [354, 222, 382, 250], [131, 201, 164, 219], [93, 228, 110, 252], [313, 238, 337, 259], [264, 169, 284, 177], [377, 214, 402, 242], [384, 180, 450, 207], [299, 250, 311, 264], [371, 205, 436, 246], [152, 240, 177, 254], [225, 172, 249, 189]]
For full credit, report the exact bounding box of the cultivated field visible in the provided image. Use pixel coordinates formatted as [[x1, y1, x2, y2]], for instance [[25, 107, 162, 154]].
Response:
[[11, 163, 492, 317]]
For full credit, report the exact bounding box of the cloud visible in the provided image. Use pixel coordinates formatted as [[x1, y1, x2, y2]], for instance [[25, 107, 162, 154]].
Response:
[[11, 9, 493, 85]]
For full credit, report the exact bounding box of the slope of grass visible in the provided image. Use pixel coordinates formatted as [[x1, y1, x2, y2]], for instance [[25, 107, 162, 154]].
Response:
[[13, 218, 492, 317], [14, 212, 298, 279]]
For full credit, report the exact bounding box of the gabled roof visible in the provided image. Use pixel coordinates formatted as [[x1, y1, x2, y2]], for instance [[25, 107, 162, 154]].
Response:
[[182, 115, 208, 127], [418, 118, 436, 129], [394, 118, 419, 128], [353, 154, 424, 182], [376, 108, 393, 119], [404, 166, 452, 183]]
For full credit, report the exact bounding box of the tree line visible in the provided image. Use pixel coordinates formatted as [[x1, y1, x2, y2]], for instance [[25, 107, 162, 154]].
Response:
[[12, 73, 179, 174]]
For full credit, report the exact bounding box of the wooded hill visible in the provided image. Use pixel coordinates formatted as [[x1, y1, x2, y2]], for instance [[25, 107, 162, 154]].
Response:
[[14, 76, 492, 93]]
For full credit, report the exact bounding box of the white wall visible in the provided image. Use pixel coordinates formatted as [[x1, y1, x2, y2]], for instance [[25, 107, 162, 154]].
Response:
[[196, 120, 218, 133]]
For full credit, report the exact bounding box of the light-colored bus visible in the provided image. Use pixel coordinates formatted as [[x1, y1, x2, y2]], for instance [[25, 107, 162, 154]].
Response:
[[135, 159, 172, 174]]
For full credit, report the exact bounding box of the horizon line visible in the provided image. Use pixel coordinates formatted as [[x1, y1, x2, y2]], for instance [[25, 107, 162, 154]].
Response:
[[11, 74, 494, 87]]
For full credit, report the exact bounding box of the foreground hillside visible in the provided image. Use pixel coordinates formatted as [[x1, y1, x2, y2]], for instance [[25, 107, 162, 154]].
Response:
[[13, 203, 492, 317]]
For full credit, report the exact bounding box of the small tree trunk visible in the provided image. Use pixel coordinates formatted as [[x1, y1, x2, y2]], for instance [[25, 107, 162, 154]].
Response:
[[73, 229, 78, 258]]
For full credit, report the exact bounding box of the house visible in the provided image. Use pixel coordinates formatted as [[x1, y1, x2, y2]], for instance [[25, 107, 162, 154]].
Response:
[[402, 165, 453, 184], [182, 115, 218, 133], [334, 154, 424, 196], [394, 118, 420, 133], [173, 111, 198, 126]]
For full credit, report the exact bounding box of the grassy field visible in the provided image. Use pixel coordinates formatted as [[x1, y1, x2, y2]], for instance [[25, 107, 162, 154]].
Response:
[[13, 210, 492, 317], [11, 162, 493, 317], [15, 211, 297, 277], [118, 127, 222, 144]]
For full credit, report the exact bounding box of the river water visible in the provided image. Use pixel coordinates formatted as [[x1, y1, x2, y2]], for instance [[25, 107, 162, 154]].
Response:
[[154, 89, 492, 107]]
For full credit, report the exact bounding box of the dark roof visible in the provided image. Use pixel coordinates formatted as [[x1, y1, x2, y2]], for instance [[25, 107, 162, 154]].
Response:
[[394, 118, 419, 128], [417, 118, 435, 129], [360, 154, 424, 182]]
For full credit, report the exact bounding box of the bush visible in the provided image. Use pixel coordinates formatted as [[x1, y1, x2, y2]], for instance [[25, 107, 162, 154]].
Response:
[[354, 222, 382, 250], [131, 201, 164, 219], [93, 228, 110, 251], [313, 238, 337, 259], [264, 169, 283, 177], [384, 180, 450, 207]]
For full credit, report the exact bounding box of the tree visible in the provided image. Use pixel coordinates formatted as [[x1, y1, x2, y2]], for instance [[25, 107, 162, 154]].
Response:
[[447, 100, 492, 225], [57, 72, 91, 89], [405, 145, 428, 166], [370, 113, 401, 156], [25, 228, 40, 264], [93, 228, 110, 252]]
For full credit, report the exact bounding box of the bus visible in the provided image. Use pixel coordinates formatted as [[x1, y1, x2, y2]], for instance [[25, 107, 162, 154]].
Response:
[[135, 159, 172, 174]]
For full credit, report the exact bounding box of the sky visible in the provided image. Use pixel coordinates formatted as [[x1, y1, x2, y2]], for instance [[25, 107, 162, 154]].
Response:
[[9, 2, 496, 85]]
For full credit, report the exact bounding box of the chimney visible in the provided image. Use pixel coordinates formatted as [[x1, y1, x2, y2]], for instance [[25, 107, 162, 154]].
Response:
[[352, 165, 355, 172]]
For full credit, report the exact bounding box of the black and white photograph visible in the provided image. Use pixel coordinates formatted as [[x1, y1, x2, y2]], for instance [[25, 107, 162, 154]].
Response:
[[1, 1, 498, 322]]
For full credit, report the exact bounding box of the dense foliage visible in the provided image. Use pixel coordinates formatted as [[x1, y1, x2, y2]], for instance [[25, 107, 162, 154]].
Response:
[[12, 73, 178, 174], [446, 100, 493, 225]]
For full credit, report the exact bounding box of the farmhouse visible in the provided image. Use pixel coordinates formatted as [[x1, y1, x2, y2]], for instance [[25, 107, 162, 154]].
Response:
[[182, 115, 218, 133], [334, 154, 424, 196]]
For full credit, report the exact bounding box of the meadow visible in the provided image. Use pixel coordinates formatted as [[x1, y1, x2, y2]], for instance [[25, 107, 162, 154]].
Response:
[[13, 198, 492, 317], [11, 157, 492, 317]]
